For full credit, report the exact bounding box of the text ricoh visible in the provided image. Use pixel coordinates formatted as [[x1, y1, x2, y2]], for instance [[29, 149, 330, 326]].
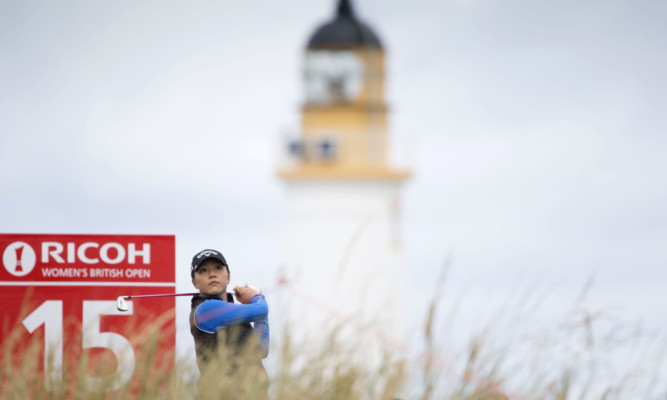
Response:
[[40, 242, 151, 265]]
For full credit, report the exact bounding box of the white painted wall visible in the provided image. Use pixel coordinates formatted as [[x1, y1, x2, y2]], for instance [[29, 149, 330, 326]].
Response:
[[282, 179, 406, 347]]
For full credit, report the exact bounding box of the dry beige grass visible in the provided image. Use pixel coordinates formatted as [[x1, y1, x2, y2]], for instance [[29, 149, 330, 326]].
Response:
[[2, 283, 666, 400]]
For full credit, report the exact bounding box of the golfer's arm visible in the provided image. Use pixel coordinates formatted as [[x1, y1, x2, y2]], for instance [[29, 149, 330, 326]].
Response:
[[253, 315, 270, 358], [194, 294, 268, 333]]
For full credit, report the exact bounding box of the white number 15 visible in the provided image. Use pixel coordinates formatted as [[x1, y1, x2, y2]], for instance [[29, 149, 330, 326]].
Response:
[[22, 300, 136, 391]]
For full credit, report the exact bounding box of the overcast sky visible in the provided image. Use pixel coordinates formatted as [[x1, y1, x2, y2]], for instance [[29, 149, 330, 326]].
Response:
[[2, 0, 666, 390]]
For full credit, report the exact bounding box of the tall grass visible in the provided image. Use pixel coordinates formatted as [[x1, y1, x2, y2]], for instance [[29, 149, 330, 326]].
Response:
[[2, 281, 666, 399], [409, 269, 667, 400]]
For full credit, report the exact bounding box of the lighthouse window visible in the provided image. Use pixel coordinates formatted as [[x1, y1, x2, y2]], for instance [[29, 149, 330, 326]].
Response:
[[319, 139, 337, 160], [288, 140, 305, 159]]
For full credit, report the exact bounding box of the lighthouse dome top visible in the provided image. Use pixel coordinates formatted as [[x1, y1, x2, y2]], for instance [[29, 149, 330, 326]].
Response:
[[307, 0, 382, 50]]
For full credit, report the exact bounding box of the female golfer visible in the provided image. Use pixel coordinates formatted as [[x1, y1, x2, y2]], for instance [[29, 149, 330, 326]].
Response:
[[189, 249, 269, 400]]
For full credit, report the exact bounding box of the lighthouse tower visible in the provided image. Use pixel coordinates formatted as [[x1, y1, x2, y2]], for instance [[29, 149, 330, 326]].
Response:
[[278, 0, 410, 345]]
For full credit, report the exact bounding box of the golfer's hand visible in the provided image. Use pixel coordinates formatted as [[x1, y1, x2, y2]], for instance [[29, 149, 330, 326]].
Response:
[[233, 285, 260, 304]]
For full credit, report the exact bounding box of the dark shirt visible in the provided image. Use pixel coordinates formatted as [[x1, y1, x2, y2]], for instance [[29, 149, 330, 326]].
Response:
[[189, 293, 269, 370]]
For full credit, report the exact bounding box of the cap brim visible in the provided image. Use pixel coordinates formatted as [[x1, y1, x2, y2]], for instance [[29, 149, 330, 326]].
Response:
[[191, 256, 226, 274]]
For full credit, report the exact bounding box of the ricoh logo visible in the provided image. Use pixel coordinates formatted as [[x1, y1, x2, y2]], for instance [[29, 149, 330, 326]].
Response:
[[2, 241, 151, 278], [3, 242, 37, 277]]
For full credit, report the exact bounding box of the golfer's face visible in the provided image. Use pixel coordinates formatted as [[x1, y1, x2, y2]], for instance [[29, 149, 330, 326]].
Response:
[[192, 260, 229, 296]]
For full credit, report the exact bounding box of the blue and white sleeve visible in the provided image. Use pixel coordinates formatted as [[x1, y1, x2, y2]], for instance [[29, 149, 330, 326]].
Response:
[[194, 294, 269, 334], [253, 315, 270, 358]]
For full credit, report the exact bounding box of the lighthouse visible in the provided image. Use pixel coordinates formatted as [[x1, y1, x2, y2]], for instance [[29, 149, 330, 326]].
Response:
[[278, 0, 410, 346]]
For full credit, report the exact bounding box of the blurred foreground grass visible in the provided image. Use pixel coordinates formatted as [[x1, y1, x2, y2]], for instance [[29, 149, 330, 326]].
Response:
[[2, 282, 666, 400]]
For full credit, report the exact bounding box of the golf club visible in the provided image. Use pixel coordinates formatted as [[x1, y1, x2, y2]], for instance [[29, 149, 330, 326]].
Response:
[[116, 293, 200, 312], [115, 292, 239, 312], [116, 285, 253, 311]]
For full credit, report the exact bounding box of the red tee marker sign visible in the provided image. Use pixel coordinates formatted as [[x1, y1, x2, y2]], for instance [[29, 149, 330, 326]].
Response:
[[0, 234, 176, 392]]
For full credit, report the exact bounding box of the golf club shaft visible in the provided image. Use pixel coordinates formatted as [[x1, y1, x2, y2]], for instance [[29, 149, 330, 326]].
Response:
[[117, 289, 243, 311], [123, 292, 199, 299], [123, 291, 238, 299]]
